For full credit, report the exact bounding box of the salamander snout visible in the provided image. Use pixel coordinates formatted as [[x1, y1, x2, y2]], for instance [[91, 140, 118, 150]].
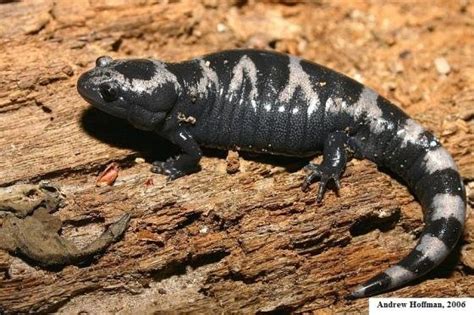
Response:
[[76, 67, 128, 120]]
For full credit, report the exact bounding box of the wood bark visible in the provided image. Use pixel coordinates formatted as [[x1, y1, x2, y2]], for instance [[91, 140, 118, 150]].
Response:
[[0, 0, 473, 313]]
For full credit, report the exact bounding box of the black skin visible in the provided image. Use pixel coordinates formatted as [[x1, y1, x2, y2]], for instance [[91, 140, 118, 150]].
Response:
[[77, 51, 357, 201], [77, 49, 465, 298], [151, 128, 202, 180], [302, 131, 349, 202]]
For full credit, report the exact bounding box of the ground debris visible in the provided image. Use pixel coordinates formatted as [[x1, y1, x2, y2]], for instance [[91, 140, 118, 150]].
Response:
[[434, 57, 451, 75], [96, 162, 120, 187], [0, 183, 130, 267]]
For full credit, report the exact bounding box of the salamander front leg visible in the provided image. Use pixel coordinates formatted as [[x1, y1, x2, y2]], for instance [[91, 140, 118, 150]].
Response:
[[151, 129, 202, 180], [302, 131, 350, 203]]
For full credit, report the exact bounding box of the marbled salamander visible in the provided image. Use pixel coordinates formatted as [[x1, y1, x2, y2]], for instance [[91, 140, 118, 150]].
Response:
[[77, 49, 466, 298]]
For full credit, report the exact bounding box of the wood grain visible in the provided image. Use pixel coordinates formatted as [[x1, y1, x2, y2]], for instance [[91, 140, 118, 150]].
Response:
[[0, 0, 472, 313]]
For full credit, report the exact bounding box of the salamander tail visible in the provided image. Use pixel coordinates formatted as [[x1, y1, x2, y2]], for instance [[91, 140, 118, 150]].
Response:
[[347, 126, 466, 298]]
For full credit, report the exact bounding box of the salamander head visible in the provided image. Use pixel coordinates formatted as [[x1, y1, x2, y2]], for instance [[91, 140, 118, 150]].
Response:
[[77, 56, 180, 131]]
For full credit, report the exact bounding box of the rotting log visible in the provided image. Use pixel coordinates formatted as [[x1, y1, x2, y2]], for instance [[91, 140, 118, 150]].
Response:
[[0, 0, 473, 313]]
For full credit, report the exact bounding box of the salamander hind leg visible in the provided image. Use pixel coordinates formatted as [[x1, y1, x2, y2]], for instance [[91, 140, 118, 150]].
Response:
[[302, 131, 351, 203]]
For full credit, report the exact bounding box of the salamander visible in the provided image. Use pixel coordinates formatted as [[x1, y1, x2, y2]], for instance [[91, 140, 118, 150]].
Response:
[[77, 49, 466, 298]]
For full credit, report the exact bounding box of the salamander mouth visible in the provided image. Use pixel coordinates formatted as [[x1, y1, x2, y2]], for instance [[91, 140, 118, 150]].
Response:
[[81, 94, 127, 118], [77, 85, 96, 105]]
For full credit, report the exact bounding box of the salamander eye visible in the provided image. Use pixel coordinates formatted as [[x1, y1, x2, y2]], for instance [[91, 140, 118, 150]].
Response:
[[99, 83, 118, 102], [96, 56, 113, 67]]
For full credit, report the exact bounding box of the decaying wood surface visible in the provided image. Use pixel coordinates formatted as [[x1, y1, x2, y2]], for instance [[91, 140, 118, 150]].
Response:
[[0, 0, 473, 313]]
